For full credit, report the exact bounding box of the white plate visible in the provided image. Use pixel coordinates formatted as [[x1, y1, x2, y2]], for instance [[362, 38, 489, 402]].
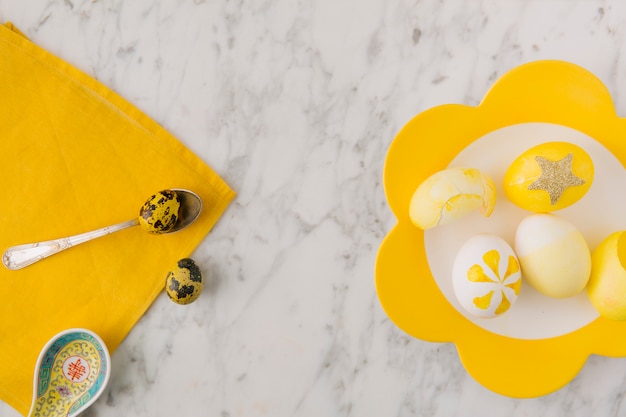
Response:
[[425, 122, 626, 340]]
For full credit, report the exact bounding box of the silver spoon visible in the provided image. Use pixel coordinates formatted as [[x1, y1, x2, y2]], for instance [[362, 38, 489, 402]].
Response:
[[3, 189, 202, 270]]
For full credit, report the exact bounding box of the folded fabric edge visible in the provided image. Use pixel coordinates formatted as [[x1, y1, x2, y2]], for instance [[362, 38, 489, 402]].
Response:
[[5, 22, 26, 38]]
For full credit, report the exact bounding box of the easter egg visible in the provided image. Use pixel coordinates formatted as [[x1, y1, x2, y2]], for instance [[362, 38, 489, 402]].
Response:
[[503, 141, 593, 212], [409, 167, 496, 230], [515, 213, 591, 298], [587, 231, 626, 320], [452, 234, 521, 318], [139, 190, 181, 234], [165, 258, 204, 305]]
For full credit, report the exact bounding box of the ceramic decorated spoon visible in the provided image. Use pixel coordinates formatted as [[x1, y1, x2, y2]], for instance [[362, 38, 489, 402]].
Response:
[[28, 328, 111, 417]]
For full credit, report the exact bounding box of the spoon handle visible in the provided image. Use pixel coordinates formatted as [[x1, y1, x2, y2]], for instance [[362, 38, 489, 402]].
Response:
[[3, 218, 139, 270]]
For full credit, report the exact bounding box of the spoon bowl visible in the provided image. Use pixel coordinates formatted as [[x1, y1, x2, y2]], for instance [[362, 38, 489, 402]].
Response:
[[168, 188, 203, 233], [28, 328, 111, 417], [2, 189, 203, 270]]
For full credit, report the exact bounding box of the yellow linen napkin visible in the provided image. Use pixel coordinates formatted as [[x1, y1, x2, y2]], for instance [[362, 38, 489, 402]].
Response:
[[0, 22, 235, 415]]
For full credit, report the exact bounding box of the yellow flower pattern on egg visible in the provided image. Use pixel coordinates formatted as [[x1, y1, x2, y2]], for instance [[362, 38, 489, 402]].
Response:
[[452, 234, 522, 319], [467, 250, 521, 315]]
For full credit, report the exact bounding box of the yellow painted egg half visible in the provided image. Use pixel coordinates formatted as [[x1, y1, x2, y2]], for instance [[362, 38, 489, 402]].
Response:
[[452, 234, 522, 318], [139, 189, 181, 234], [409, 167, 496, 230], [503, 141, 593, 212], [515, 213, 591, 298], [587, 231, 626, 320], [165, 258, 204, 305]]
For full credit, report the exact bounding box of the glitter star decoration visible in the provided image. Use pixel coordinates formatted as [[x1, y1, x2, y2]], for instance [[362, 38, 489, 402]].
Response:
[[527, 153, 585, 205]]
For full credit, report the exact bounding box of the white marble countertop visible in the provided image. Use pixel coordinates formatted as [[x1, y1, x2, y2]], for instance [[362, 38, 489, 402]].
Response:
[[2, 0, 626, 416]]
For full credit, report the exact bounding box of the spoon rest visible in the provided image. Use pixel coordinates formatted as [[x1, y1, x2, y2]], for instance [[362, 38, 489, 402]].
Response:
[[28, 328, 111, 417]]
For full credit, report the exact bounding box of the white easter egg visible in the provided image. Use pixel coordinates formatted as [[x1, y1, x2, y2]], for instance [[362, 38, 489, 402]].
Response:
[[515, 213, 591, 298], [452, 234, 522, 318]]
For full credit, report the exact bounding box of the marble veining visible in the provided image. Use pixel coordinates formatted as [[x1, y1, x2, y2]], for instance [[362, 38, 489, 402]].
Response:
[[3, 0, 626, 416]]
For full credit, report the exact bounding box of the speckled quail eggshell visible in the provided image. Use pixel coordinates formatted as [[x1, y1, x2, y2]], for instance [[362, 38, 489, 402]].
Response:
[[139, 190, 181, 234], [165, 258, 204, 305], [515, 213, 591, 298], [452, 234, 522, 318]]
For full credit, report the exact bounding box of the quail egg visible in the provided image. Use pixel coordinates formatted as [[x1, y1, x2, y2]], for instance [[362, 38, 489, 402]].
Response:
[[139, 190, 181, 234], [165, 258, 204, 305]]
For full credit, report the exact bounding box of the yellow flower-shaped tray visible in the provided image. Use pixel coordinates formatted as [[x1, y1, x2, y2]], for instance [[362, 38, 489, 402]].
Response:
[[376, 60, 626, 398]]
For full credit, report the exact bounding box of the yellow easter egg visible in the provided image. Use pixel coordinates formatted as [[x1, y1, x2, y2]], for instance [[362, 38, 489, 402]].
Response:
[[503, 141, 593, 212], [409, 167, 496, 230], [515, 213, 591, 298], [587, 231, 626, 320]]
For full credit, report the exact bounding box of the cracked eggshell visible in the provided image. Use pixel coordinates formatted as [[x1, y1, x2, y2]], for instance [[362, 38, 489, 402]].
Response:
[[409, 167, 496, 230]]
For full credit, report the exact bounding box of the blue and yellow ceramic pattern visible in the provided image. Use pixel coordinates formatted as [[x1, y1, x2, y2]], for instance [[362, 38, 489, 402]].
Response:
[[28, 329, 110, 417]]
